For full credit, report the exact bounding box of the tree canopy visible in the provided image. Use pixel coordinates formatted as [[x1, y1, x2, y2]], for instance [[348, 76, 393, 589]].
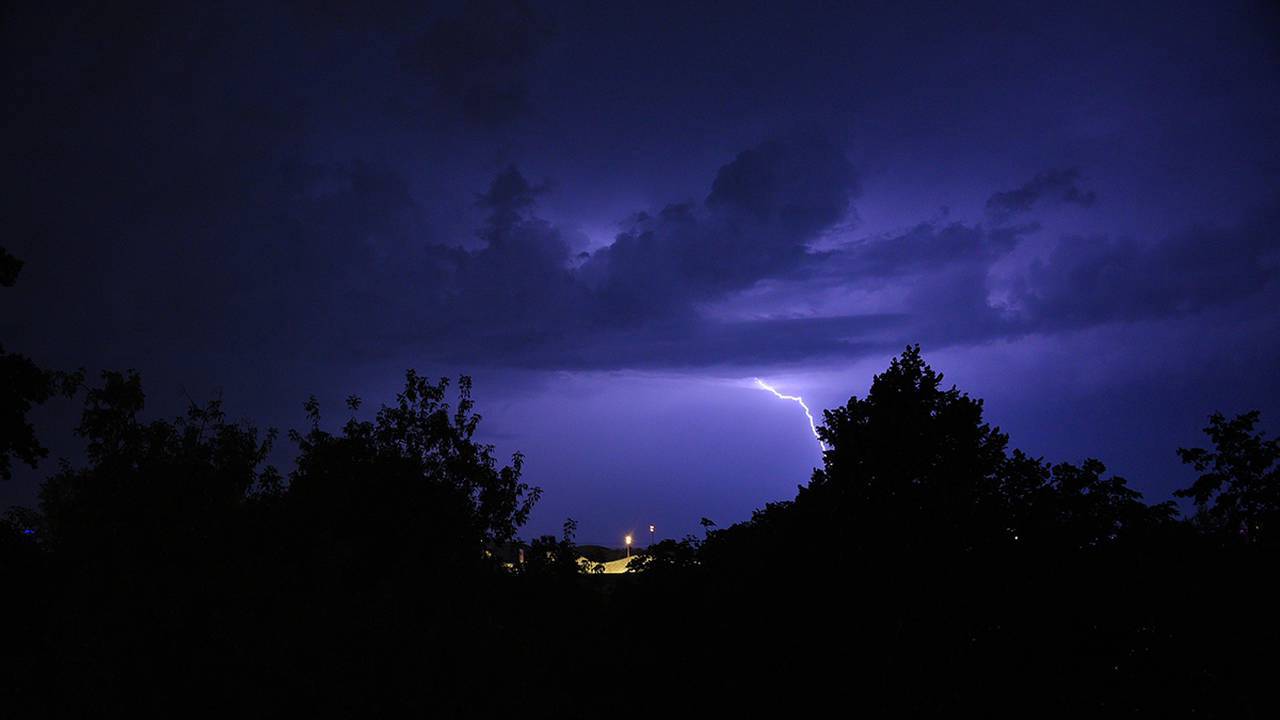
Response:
[[1177, 410, 1280, 546]]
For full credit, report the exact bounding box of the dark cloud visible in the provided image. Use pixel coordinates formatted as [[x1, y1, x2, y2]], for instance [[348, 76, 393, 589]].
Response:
[[705, 136, 859, 233], [1012, 204, 1280, 330], [423, 136, 864, 340], [774, 195, 1279, 359], [784, 220, 1025, 355], [0, 2, 441, 375], [8, 3, 1271, 383], [833, 220, 1036, 280], [400, 0, 552, 127], [405, 135, 863, 366], [3, 0, 1278, 531], [582, 135, 859, 323], [551, 314, 895, 369], [985, 168, 1097, 224], [407, 148, 1277, 372], [421, 167, 585, 348]]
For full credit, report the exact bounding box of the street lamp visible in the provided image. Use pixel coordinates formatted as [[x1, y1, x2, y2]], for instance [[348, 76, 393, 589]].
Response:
[[649, 524, 655, 547], [625, 534, 632, 558]]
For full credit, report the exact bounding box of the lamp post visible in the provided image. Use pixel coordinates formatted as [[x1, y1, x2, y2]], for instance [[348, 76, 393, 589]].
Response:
[[649, 524, 655, 547], [625, 534, 632, 558]]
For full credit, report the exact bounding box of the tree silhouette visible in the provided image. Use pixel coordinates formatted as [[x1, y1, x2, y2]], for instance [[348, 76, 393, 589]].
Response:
[[804, 344, 1013, 552], [784, 345, 1177, 556], [1041, 458, 1177, 550], [626, 536, 701, 575], [38, 370, 278, 556], [286, 371, 538, 556], [0, 248, 80, 480], [1176, 410, 1279, 546], [616, 345, 1263, 717], [523, 517, 588, 577], [2, 340, 1274, 715], [7, 367, 553, 714], [0, 247, 22, 287]]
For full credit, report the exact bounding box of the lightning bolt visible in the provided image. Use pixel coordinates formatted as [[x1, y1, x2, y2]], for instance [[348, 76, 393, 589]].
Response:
[[754, 378, 828, 452]]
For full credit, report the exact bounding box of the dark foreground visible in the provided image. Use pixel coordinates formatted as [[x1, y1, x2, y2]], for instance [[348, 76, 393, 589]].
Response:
[[2, 348, 1276, 717]]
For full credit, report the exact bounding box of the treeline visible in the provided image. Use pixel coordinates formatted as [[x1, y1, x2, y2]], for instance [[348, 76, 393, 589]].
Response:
[[621, 347, 1277, 716], [2, 247, 1277, 716]]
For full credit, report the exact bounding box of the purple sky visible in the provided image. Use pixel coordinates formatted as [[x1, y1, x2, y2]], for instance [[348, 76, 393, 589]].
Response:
[[3, 1, 1278, 544]]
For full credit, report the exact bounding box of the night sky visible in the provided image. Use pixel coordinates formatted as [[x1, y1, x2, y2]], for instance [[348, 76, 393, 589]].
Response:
[[4, 1, 1278, 544]]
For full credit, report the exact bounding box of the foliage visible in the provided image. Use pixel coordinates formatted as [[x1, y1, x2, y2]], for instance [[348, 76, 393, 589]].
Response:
[[0, 246, 23, 287], [1176, 410, 1279, 546], [0, 351, 78, 480], [625, 536, 701, 574], [2, 340, 1275, 715], [38, 370, 279, 558], [805, 344, 1011, 551], [285, 370, 539, 574], [524, 517, 590, 577], [0, 247, 81, 480], [796, 345, 1173, 555]]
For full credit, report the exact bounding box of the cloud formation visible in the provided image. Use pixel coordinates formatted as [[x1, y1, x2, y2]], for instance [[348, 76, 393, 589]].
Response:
[[582, 135, 859, 323], [1013, 207, 1280, 330], [398, 151, 1279, 371], [985, 168, 1097, 224], [410, 135, 863, 366]]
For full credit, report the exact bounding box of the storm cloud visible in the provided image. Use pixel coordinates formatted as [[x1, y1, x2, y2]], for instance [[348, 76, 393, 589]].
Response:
[[1013, 206, 1280, 330], [404, 152, 1278, 371], [4, 0, 1278, 536], [985, 168, 1097, 224]]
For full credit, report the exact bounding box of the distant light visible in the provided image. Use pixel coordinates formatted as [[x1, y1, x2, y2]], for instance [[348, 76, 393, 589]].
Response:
[[625, 535, 632, 546], [649, 525, 655, 533]]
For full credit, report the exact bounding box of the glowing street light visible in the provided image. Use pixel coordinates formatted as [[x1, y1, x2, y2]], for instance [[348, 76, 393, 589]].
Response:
[[625, 534, 633, 558], [649, 524, 655, 547]]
